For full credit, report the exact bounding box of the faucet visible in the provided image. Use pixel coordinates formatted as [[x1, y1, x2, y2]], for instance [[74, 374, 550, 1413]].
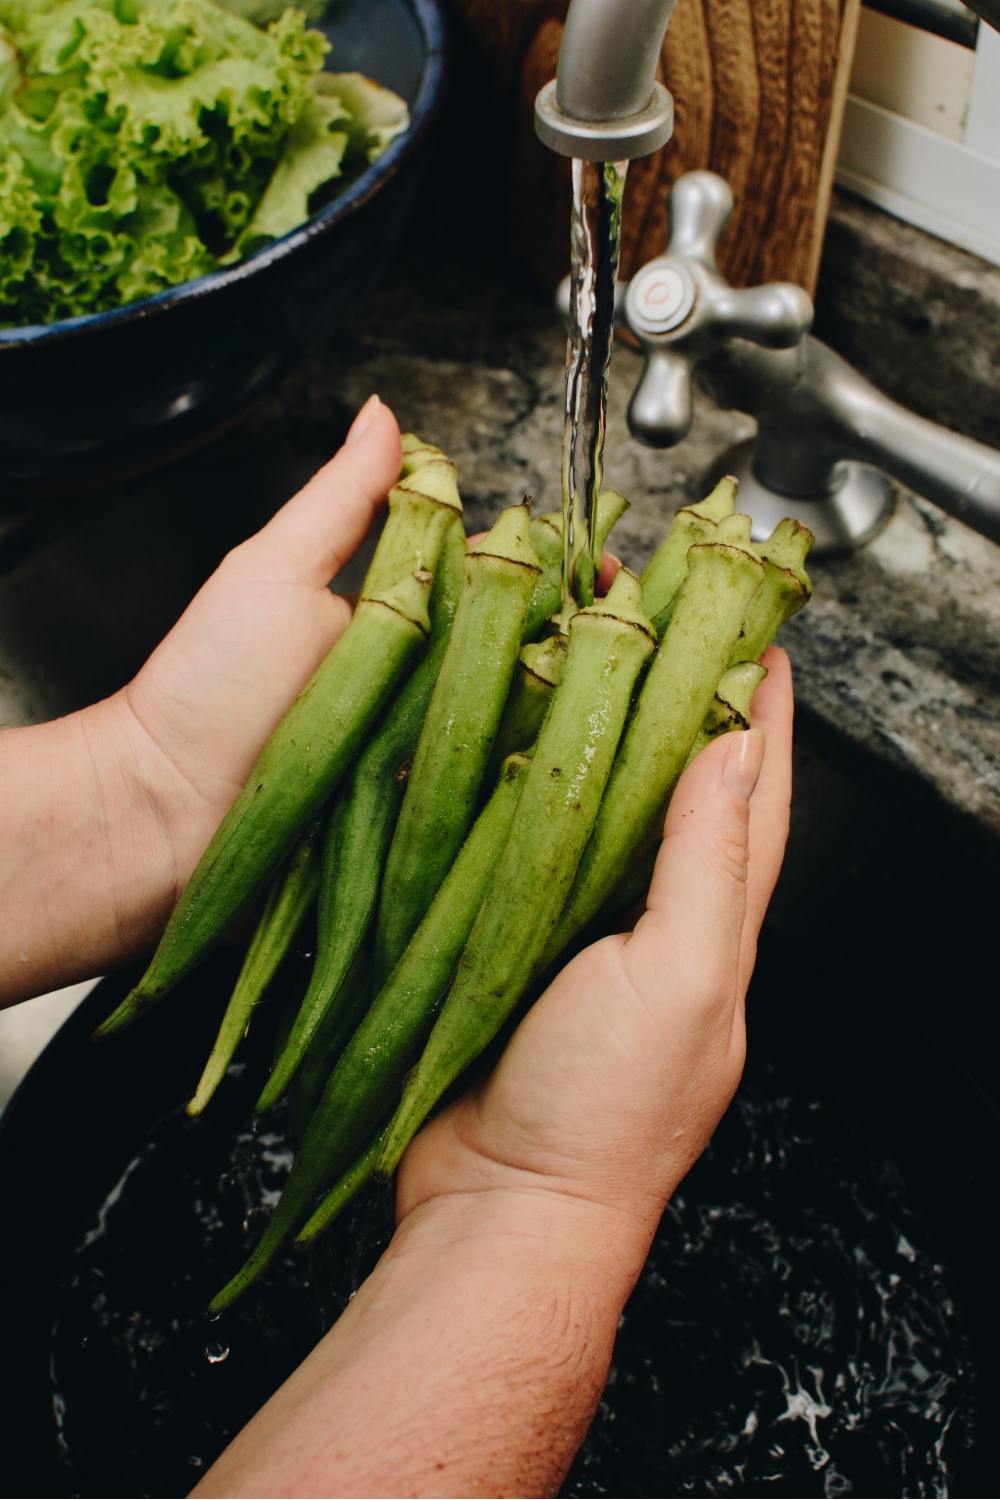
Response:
[[621, 172, 1000, 554], [534, 0, 676, 162]]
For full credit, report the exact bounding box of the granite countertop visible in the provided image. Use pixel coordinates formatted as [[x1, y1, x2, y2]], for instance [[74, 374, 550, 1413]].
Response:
[[3, 254, 1000, 857]]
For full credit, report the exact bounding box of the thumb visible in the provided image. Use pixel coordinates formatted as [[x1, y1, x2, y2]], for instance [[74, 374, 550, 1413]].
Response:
[[226, 395, 402, 589], [622, 728, 766, 1020]]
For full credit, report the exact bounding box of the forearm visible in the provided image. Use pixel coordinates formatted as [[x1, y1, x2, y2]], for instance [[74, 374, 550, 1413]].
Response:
[[0, 693, 180, 1004], [194, 1188, 651, 1499]]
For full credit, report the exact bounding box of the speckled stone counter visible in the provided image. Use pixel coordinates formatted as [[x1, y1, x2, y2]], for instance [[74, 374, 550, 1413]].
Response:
[[3, 254, 1000, 860]]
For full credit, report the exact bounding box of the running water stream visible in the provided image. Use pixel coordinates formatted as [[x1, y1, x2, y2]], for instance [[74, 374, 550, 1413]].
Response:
[[561, 157, 628, 611]]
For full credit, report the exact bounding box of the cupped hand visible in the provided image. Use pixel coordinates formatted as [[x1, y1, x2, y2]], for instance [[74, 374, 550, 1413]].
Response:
[[122, 394, 401, 897], [396, 648, 793, 1249]]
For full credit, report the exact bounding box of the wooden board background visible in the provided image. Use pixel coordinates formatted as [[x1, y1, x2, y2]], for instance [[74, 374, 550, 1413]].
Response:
[[428, 0, 861, 294]]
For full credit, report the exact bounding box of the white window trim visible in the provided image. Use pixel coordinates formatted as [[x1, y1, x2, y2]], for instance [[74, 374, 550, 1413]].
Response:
[[836, 20, 1000, 266]]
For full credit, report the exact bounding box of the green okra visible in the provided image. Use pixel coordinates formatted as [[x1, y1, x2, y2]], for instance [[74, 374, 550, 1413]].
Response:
[[522, 490, 629, 642], [294, 1121, 391, 1251], [95, 569, 434, 1040], [684, 660, 769, 767], [482, 633, 567, 790], [256, 522, 468, 1114], [641, 475, 738, 632], [362, 457, 462, 598], [399, 431, 445, 474], [376, 566, 657, 1181], [285, 941, 373, 1143], [208, 752, 532, 1313], [541, 515, 765, 968], [729, 517, 813, 665], [591, 659, 770, 942], [374, 503, 541, 982], [186, 825, 322, 1117]]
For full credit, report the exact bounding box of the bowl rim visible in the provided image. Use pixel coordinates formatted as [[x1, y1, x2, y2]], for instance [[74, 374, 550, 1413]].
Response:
[[0, 0, 446, 350]]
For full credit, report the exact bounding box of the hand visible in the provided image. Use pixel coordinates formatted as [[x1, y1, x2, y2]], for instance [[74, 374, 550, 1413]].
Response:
[[0, 395, 400, 1004], [397, 649, 792, 1244], [197, 652, 793, 1500]]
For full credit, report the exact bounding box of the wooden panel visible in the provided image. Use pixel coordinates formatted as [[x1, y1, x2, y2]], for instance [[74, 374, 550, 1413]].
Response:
[[434, 0, 860, 295]]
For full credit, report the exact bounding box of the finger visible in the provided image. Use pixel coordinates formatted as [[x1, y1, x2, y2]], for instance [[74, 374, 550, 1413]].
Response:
[[596, 550, 621, 595], [622, 728, 765, 1026], [738, 645, 794, 990], [224, 396, 402, 590]]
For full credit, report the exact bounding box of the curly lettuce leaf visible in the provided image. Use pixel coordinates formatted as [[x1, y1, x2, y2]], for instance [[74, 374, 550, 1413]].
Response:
[[0, 0, 408, 326], [227, 88, 344, 254]]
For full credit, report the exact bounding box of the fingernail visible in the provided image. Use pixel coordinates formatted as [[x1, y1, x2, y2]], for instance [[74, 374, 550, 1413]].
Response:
[[346, 393, 380, 444], [722, 728, 766, 800]]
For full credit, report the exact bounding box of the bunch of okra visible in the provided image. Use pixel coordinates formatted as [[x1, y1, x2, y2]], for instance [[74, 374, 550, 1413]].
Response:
[[94, 433, 813, 1312]]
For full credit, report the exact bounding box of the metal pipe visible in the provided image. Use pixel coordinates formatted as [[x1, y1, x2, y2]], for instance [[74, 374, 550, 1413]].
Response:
[[556, 0, 679, 121]]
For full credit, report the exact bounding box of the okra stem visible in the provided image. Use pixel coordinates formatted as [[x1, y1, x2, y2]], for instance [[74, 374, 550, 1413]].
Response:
[[95, 570, 434, 1039], [729, 517, 813, 665], [641, 476, 738, 631], [376, 566, 656, 1180], [207, 753, 531, 1313], [522, 490, 629, 642], [256, 522, 467, 1114], [374, 503, 541, 981], [186, 826, 322, 1117], [362, 457, 462, 598], [542, 517, 765, 966]]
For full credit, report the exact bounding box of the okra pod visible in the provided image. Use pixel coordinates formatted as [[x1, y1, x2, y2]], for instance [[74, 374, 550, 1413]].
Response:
[[362, 457, 463, 597], [522, 491, 629, 642], [590, 659, 770, 942], [641, 476, 738, 631], [729, 517, 813, 665], [207, 753, 532, 1312], [186, 826, 322, 1117], [95, 569, 434, 1039], [684, 660, 769, 766], [374, 503, 541, 980], [376, 566, 657, 1180], [399, 432, 445, 474], [542, 515, 765, 965], [255, 522, 467, 1113], [482, 634, 567, 790], [294, 1121, 391, 1251]]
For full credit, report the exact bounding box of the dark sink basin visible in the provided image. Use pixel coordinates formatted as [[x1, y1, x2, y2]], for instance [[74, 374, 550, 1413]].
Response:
[[0, 824, 996, 1499]]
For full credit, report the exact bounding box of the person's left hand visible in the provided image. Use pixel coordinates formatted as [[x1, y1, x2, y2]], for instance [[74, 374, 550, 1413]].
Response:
[[123, 394, 401, 892], [0, 395, 400, 1003]]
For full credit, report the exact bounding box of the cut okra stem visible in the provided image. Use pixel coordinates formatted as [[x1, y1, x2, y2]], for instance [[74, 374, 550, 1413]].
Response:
[[729, 517, 813, 665], [482, 633, 567, 790], [522, 490, 629, 642], [294, 1121, 391, 1250], [684, 661, 769, 767], [374, 503, 541, 982], [362, 458, 462, 599], [95, 570, 434, 1040], [641, 475, 738, 629], [375, 566, 657, 1181], [399, 432, 444, 475], [541, 516, 765, 968], [186, 825, 322, 1117], [256, 522, 467, 1114], [207, 753, 532, 1312]]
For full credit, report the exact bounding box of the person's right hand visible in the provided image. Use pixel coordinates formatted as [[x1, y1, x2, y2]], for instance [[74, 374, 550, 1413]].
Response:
[[395, 647, 793, 1262]]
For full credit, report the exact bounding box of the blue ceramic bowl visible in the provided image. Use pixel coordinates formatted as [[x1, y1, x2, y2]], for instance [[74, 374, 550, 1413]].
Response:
[[0, 0, 445, 494]]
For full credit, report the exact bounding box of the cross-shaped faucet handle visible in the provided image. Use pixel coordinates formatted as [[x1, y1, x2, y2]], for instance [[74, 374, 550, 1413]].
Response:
[[624, 171, 814, 447]]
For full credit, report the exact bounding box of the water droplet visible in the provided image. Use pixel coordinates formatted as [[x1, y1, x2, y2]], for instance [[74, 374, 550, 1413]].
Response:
[[204, 1340, 229, 1364]]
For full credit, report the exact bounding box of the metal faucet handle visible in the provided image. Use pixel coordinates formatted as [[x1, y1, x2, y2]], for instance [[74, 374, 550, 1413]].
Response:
[[624, 171, 813, 448]]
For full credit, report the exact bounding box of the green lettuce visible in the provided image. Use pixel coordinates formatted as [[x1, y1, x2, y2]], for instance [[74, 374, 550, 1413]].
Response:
[[0, 0, 407, 327]]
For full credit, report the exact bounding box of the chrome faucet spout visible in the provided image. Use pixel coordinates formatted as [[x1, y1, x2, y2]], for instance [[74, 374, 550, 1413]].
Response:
[[556, 0, 678, 123]]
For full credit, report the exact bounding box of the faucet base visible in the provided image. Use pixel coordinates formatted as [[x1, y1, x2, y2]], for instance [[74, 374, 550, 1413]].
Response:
[[714, 440, 896, 556]]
